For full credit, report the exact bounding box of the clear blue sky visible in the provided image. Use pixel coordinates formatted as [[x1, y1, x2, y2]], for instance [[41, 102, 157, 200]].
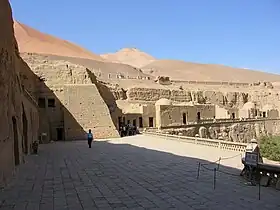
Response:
[[10, 0, 280, 74]]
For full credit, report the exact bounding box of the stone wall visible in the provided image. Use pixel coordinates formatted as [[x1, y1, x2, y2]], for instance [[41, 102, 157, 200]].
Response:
[[162, 119, 280, 143], [21, 55, 120, 140], [156, 104, 215, 127], [142, 104, 156, 128], [0, 0, 39, 187], [21, 90, 39, 153], [63, 84, 119, 140]]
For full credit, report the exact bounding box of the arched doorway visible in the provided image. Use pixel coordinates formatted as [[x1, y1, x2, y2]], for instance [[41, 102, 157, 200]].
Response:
[[12, 117, 20, 166], [22, 104, 28, 154]]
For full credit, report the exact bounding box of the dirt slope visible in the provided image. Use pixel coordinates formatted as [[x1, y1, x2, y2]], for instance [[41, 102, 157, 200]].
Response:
[[21, 53, 151, 81], [142, 60, 280, 82], [101, 48, 155, 68], [14, 21, 104, 61]]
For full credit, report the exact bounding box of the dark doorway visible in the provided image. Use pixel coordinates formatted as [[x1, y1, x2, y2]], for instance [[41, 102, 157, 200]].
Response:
[[139, 117, 143, 128], [197, 112, 201, 121], [133, 119, 136, 127], [38, 98, 46, 108], [48, 98, 55, 107], [22, 107, 28, 154], [123, 117, 126, 124], [12, 117, 20, 166], [149, 117, 154, 127], [182, 113, 187, 124], [263, 112, 266, 118], [118, 117, 122, 128], [127, 120, 130, 125], [231, 113, 235, 119], [56, 128, 64, 141]]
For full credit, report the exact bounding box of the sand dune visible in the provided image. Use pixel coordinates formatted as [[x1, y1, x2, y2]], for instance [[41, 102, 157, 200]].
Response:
[[142, 59, 280, 82], [101, 48, 155, 68], [14, 21, 104, 61]]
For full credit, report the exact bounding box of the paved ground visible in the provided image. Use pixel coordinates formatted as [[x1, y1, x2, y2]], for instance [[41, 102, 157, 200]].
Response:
[[0, 135, 279, 210]]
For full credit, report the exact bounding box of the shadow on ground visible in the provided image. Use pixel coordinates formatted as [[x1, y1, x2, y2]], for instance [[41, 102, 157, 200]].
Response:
[[0, 138, 279, 209]]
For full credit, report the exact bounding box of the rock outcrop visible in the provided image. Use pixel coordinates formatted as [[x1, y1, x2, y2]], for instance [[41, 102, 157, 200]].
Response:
[[154, 76, 171, 85], [161, 120, 280, 143]]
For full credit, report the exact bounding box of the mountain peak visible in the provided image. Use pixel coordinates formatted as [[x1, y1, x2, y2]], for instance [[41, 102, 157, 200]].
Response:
[[101, 47, 155, 68]]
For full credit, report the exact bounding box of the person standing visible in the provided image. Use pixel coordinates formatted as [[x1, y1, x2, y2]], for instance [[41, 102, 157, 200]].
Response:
[[87, 129, 93, 148], [240, 138, 263, 177]]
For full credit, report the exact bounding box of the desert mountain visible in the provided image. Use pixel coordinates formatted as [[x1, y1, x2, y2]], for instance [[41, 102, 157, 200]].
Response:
[[14, 21, 104, 61], [13, 21, 280, 83], [101, 48, 155, 68], [142, 60, 280, 83]]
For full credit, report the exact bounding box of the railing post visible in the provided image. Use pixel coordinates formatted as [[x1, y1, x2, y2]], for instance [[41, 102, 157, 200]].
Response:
[[197, 162, 201, 179], [213, 168, 217, 189], [218, 141, 221, 149]]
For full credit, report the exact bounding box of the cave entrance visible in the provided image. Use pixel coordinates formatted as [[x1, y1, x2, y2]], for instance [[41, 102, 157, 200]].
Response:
[[56, 128, 64, 141], [149, 117, 154, 127], [182, 113, 187, 124], [197, 112, 201, 121]]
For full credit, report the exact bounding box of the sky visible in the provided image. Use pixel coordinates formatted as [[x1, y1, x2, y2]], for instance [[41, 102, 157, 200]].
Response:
[[10, 0, 280, 74]]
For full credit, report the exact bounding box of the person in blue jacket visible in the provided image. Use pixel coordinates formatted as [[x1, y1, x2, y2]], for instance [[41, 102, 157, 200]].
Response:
[[87, 129, 93, 148]]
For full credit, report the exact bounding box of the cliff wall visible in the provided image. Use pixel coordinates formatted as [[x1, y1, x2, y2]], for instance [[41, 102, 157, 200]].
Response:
[[0, 0, 39, 186]]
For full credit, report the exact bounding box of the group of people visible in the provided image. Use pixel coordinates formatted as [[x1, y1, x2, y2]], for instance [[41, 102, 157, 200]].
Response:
[[118, 123, 138, 137]]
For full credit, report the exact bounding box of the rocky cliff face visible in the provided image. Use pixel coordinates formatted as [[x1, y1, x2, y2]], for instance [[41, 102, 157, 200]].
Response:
[[126, 88, 246, 108], [163, 120, 280, 143], [21, 54, 120, 139], [0, 0, 39, 187], [125, 87, 279, 109], [0, 0, 23, 186]]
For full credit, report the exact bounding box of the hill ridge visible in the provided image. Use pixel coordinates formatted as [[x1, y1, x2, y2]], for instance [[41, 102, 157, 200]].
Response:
[[14, 20, 104, 61]]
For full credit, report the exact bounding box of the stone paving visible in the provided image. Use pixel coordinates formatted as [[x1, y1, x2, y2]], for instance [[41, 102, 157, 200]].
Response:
[[0, 135, 279, 210]]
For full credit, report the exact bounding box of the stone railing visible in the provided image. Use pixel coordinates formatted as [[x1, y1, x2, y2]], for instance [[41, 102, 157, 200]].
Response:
[[144, 130, 247, 152]]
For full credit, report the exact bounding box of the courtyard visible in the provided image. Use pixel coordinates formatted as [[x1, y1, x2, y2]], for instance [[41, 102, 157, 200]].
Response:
[[0, 135, 279, 210]]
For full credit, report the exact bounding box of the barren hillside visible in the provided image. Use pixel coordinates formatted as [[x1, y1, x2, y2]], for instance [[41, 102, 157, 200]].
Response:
[[14, 21, 280, 83], [101, 48, 155, 68], [142, 60, 280, 82], [14, 21, 104, 61], [20, 53, 151, 81]]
